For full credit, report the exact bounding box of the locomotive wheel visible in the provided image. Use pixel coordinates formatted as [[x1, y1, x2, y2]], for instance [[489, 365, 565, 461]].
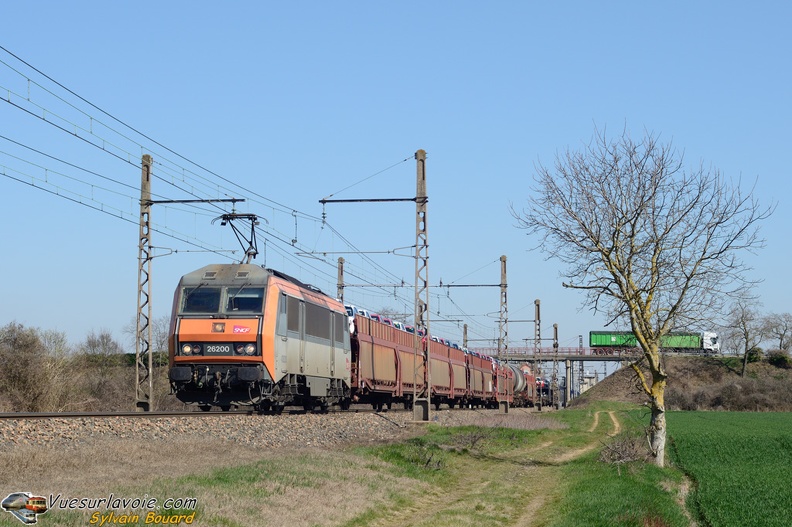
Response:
[[199, 405, 211, 412]]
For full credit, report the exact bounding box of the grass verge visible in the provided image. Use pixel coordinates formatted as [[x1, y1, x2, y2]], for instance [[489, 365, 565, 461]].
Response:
[[7, 404, 788, 526]]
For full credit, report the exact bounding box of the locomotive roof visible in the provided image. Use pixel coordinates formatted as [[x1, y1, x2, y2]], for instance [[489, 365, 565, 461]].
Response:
[[179, 264, 327, 295], [179, 264, 270, 286]]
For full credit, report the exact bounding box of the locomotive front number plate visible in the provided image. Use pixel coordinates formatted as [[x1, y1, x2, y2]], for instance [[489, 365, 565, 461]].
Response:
[[204, 344, 233, 355]]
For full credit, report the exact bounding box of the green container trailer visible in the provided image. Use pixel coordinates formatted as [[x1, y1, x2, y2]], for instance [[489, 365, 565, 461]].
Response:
[[589, 331, 637, 347], [660, 332, 701, 349], [590, 331, 702, 349]]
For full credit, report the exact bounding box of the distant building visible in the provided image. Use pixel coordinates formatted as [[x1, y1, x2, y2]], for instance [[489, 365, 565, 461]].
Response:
[[579, 370, 600, 394]]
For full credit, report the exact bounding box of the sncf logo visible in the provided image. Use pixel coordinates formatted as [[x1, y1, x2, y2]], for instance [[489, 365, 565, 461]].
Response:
[[233, 325, 251, 333]]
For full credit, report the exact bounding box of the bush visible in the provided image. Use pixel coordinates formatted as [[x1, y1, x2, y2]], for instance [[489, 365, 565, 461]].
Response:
[[767, 349, 792, 369], [0, 323, 52, 411], [746, 348, 763, 363], [599, 431, 651, 469], [0, 322, 177, 412]]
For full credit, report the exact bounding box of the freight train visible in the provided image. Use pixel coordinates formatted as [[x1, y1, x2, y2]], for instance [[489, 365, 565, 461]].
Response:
[[589, 330, 721, 355], [168, 263, 535, 412]]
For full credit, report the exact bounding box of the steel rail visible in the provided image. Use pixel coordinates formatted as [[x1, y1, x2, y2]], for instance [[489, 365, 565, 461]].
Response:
[[0, 405, 408, 420]]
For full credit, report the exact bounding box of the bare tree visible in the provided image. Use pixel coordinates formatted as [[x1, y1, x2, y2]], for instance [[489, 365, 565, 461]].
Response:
[[123, 315, 171, 365], [79, 329, 125, 400], [0, 323, 49, 411], [763, 312, 792, 351], [513, 127, 772, 466], [722, 300, 766, 376]]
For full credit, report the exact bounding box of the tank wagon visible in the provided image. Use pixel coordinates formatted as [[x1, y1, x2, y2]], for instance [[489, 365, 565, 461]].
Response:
[[168, 263, 535, 412], [589, 330, 720, 355]]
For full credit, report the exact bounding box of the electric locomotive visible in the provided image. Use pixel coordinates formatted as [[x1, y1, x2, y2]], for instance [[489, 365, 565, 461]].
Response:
[[168, 263, 351, 413]]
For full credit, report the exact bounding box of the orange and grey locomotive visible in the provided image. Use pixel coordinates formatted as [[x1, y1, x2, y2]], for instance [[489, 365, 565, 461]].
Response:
[[168, 264, 351, 413]]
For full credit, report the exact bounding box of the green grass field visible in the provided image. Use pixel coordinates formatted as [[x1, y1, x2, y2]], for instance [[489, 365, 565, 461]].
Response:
[[667, 411, 792, 527]]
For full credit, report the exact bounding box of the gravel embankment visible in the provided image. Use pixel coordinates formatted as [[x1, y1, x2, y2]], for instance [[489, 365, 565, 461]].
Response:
[[0, 411, 424, 452]]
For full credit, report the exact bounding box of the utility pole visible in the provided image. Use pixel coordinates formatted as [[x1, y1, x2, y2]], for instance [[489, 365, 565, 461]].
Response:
[[579, 334, 584, 399], [319, 150, 431, 421], [496, 255, 508, 413], [337, 257, 345, 302], [551, 323, 560, 409], [412, 149, 431, 421], [497, 255, 508, 361], [534, 299, 542, 410], [135, 156, 242, 411], [135, 155, 154, 412]]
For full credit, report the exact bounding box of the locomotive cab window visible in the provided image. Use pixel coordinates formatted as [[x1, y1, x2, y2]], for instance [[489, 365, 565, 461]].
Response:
[[181, 287, 221, 313], [226, 287, 265, 312]]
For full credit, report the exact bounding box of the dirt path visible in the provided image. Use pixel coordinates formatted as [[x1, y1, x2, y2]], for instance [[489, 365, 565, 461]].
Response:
[[587, 410, 601, 432], [366, 410, 623, 527], [606, 410, 621, 435]]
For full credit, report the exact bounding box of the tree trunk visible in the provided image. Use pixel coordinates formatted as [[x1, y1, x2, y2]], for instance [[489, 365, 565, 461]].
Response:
[[649, 398, 666, 466], [632, 348, 668, 467]]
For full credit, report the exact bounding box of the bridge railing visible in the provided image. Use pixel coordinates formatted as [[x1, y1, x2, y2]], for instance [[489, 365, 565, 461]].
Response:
[[469, 347, 643, 358]]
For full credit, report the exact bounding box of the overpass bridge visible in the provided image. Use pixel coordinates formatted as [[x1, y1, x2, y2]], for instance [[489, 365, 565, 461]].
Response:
[[469, 346, 643, 362], [469, 346, 716, 407]]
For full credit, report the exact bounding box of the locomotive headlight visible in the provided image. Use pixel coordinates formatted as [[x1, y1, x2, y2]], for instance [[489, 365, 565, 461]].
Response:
[[236, 343, 256, 355], [181, 344, 193, 355]]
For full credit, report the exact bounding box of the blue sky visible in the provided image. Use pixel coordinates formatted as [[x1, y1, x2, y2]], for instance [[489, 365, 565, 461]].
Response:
[[1, 1, 789, 358]]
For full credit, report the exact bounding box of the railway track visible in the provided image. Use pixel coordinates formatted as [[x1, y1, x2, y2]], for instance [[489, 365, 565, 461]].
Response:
[[0, 410, 256, 420], [0, 406, 449, 453], [0, 404, 409, 420]]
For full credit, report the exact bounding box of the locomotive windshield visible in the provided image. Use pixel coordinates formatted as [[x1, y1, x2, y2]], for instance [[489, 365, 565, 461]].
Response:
[[179, 285, 265, 314], [226, 286, 265, 312], [181, 286, 222, 313]]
